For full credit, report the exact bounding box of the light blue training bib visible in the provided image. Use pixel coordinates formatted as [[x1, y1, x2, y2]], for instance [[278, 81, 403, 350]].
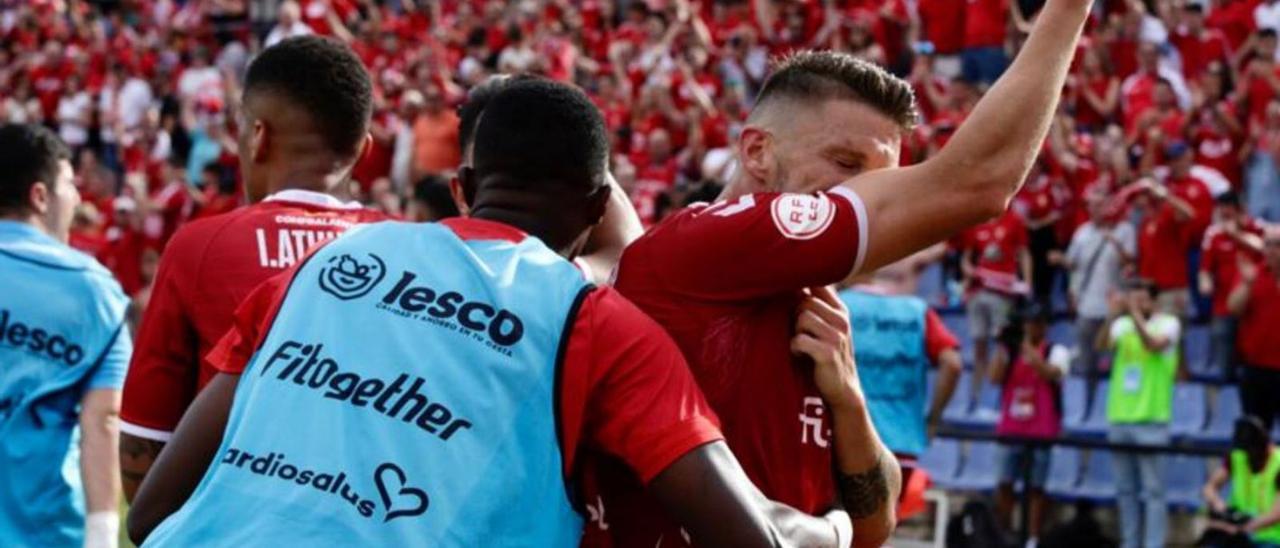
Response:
[[146, 221, 591, 546], [0, 221, 131, 547], [839, 289, 931, 457]]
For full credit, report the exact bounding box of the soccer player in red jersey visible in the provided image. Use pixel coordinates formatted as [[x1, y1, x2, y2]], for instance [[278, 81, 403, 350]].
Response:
[[117, 37, 392, 499], [591, 1, 1092, 546]]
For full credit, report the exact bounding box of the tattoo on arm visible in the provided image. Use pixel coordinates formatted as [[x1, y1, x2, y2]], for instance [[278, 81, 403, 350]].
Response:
[[120, 434, 166, 501], [836, 453, 890, 520]]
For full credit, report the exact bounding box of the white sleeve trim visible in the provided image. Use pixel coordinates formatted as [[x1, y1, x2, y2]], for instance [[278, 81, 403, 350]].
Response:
[[828, 186, 869, 276], [119, 420, 174, 443]]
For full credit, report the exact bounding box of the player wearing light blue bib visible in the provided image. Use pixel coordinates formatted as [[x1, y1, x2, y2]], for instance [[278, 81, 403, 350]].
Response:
[[839, 284, 962, 458], [0, 124, 131, 548], [145, 221, 593, 545]]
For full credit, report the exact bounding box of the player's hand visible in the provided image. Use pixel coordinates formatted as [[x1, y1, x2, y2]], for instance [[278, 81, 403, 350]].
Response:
[[1107, 291, 1126, 318], [1126, 292, 1146, 319], [1020, 339, 1040, 363], [1239, 255, 1260, 284], [1208, 496, 1228, 515], [792, 286, 863, 412]]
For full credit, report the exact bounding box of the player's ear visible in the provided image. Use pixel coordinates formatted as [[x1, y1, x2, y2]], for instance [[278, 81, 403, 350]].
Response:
[[451, 168, 475, 217], [356, 133, 373, 164], [27, 181, 50, 215], [584, 182, 611, 227], [737, 125, 775, 190], [250, 119, 269, 164]]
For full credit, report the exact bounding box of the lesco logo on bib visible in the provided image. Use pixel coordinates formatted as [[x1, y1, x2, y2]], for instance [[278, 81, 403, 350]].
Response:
[[319, 253, 386, 300], [771, 193, 836, 240]]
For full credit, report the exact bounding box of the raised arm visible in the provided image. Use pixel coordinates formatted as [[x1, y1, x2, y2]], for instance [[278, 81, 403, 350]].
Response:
[[1227, 256, 1258, 316], [845, 0, 1090, 273]]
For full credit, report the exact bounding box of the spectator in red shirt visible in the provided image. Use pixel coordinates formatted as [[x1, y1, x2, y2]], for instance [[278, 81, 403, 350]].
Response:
[[1073, 47, 1121, 131], [99, 195, 150, 296], [1016, 160, 1067, 307], [1130, 79, 1188, 159], [1199, 191, 1266, 380], [1122, 43, 1190, 135], [1239, 28, 1280, 128], [1165, 142, 1218, 246], [916, 0, 967, 79], [1207, 0, 1259, 51], [1171, 4, 1232, 80], [1134, 175, 1201, 316], [961, 0, 1010, 85], [961, 207, 1032, 390], [1191, 62, 1246, 186], [1227, 228, 1280, 431]]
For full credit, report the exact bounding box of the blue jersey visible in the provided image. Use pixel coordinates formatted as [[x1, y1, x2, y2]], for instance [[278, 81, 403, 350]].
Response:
[[839, 288, 931, 457], [0, 221, 131, 547], [146, 221, 591, 547]]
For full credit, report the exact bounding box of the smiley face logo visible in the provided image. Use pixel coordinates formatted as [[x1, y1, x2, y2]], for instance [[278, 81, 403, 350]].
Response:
[[318, 253, 386, 300]]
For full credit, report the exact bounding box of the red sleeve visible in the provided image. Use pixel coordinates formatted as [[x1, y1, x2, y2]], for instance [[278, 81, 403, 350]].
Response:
[[203, 270, 293, 375], [637, 189, 866, 301], [923, 308, 961, 363], [119, 228, 203, 439], [558, 288, 723, 484]]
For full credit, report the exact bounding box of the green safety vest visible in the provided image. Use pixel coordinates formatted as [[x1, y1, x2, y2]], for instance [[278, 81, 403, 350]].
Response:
[[1106, 315, 1178, 424], [1230, 449, 1280, 544]]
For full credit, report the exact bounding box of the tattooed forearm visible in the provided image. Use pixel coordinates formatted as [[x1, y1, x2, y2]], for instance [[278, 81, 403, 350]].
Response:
[[836, 452, 890, 520], [120, 433, 166, 502]]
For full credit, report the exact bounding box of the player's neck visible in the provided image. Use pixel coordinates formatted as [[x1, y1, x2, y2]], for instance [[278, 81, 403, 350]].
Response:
[[264, 174, 343, 201], [0, 212, 53, 237], [469, 207, 576, 259], [258, 154, 350, 202], [718, 173, 757, 203]]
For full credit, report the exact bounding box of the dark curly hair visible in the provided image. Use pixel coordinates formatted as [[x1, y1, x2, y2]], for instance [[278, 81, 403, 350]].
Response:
[[244, 36, 373, 157]]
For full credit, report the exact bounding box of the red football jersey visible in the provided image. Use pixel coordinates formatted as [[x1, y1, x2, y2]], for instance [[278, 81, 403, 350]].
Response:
[[961, 209, 1029, 294], [1236, 263, 1280, 370], [1138, 206, 1190, 291], [584, 189, 867, 547], [119, 190, 388, 441], [1199, 219, 1266, 317]]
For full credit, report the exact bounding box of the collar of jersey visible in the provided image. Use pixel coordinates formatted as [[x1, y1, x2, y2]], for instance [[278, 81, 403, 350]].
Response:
[[0, 220, 59, 245], [264, 189, 363, 210], [440, 217, 528, 244]]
